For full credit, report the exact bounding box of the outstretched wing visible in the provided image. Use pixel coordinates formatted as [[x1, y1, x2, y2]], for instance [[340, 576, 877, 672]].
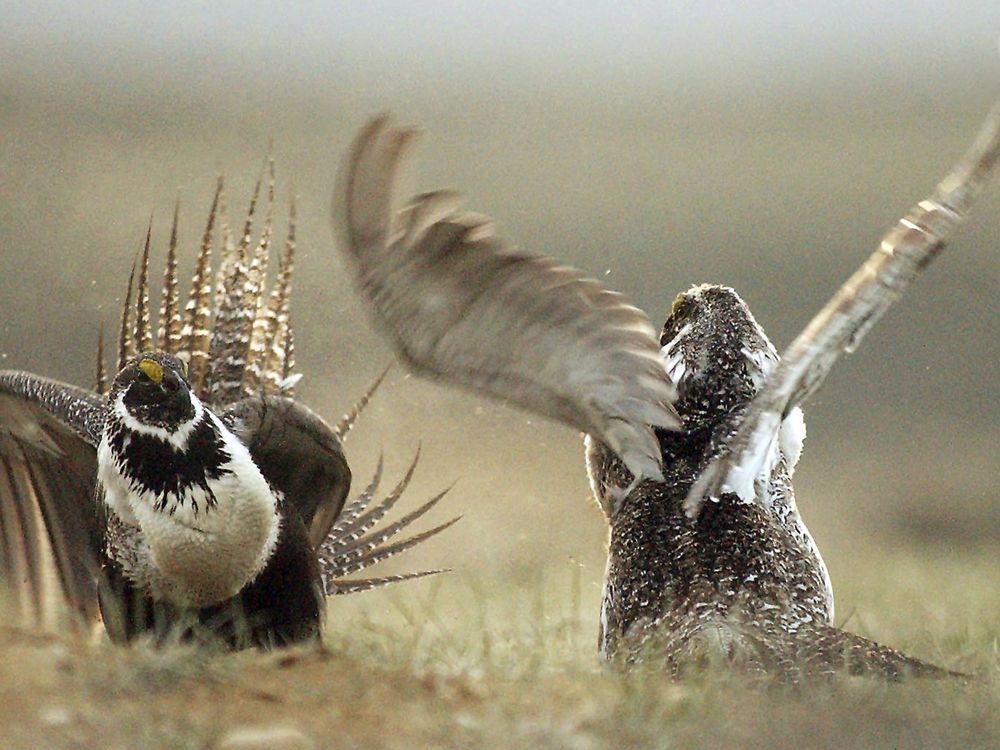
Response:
[[221, 396, 352, 548], [685, 100, 1000, 517], [0, 371, 106, 627], [332, 115, 681, 483]]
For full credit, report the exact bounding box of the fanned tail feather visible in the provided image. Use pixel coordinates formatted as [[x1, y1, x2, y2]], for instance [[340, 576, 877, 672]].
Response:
[[331, 488, 454, 564], [329, 569, 450, 596], [207, 170, 261, 404], [334, 366, 390, 440], [329, 452, 384, 533], [326, 449, 419, 549], [94, 326, 107, 395], [262, 196, 297, 396], [318, 451, 457, 596], [116, 259, 137, 371], [280, 320, 297, 396], [102, 167, 301, 405], [157, 199, 182, 353], [328, 516, 459, 580], [242, 158, 276, 396], [182, 178, 221, 396], [134, 220, 154, 354]]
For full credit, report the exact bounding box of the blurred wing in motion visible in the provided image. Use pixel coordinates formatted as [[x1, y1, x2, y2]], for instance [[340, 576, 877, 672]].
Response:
[[332, 115, 681, 482], [685, 99, 1000, 517], [0, 372, 106, 627]]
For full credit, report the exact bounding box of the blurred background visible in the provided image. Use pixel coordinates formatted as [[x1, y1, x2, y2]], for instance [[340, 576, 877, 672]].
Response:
[[1, 2, 997, 641]]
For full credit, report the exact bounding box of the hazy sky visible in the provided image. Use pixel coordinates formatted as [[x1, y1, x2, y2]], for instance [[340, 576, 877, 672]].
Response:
[[4, 2, 999, 91], [1, 3, 997, 577]]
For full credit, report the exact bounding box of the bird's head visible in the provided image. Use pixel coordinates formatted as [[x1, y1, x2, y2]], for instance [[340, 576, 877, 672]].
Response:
[[111, 352, 196, 431], [659, 284, 777, 424]]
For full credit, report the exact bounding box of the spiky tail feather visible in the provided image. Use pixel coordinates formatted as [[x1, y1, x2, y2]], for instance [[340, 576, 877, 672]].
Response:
[[157, 199, 182, 353], [207, 169, 263, 404], [318, 452, 458, 596], [334, 366, 390, 440], [261, 195, 298, 396], [135, 220, 153, 353], [94, 326, 107, 395], [182, 178, 221, 395], [104, 169, 301, 407], [116, 259, 136, 371], [242, 158, 275, 397]]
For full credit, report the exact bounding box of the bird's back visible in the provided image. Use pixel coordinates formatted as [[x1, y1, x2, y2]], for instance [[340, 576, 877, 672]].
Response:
[[597, 424, 833, 669]]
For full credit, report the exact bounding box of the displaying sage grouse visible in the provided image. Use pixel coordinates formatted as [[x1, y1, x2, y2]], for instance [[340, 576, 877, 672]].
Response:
[[332, 104, 999, 679], [0, 169, 455, 649]]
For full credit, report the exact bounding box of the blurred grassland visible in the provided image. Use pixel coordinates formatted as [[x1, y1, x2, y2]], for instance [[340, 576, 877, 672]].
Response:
[[1, 549, 998, 750], [1, 51, 998, 750]]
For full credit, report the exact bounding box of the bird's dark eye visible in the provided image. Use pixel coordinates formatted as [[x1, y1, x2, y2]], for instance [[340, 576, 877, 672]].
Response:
[[670, 295, 690, 320]]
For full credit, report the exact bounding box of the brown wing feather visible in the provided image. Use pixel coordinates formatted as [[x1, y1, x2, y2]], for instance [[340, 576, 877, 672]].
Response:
[[685, 99, 1000, 517], [333, 115, 680, 482], [221, 396, 351, 548], [0, 372, 106, 627]]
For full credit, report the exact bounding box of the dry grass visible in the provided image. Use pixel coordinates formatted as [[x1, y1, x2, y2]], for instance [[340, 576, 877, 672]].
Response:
[[2, 551, 997, 750]]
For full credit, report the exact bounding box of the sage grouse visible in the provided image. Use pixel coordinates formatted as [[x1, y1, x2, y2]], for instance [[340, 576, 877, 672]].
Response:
[[0, 171, 455, 649], [331, 104, 999, 679]]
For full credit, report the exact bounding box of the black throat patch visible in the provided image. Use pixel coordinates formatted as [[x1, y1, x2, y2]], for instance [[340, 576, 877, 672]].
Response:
[[107, 415, 234, 514]]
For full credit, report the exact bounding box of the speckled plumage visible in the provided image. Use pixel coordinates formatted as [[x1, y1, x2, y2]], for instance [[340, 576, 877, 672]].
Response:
[[589, 286, 917, 678], [334, 105, 999, 680], [0, 170, 454, 648]]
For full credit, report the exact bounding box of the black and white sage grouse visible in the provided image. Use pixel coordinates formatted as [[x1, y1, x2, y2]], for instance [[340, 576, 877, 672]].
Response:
[[332, 104, 999, 679], [0, 170, 455, 649]]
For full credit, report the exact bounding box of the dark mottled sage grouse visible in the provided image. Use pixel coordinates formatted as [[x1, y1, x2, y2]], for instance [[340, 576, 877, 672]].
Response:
[[0, 170, 454, 649], [332, 103, 1000, 679]]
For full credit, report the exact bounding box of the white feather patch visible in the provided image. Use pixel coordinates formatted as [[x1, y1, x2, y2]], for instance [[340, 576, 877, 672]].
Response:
[[113, 390, 205, 451], [279, 373, 303, 391], [779, 406, 806, 474], [719, 406, 807, 506], [716, 344, 789, 504], [97, 408, 281, 608], [741, 344, 778, 390], [660, 323, 692, 389], [719, 412, 781, 504]]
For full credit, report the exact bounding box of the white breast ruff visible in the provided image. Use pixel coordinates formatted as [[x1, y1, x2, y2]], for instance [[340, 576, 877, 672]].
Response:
[[98, 409, 281, 608]]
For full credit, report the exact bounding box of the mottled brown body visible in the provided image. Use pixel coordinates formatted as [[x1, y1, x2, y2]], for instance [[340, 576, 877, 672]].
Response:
[[589, 287, 957, 680], [601, 474, 830, 667], [331, 110, 999, 679]]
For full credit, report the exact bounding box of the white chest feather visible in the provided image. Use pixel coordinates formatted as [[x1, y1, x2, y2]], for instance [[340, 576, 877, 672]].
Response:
[[97, 406, 281, 608], [719, 406, 807, 507]]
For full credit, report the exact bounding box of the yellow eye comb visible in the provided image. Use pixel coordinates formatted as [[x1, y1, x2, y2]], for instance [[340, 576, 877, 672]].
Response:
[[139, 359, 164, 385]]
